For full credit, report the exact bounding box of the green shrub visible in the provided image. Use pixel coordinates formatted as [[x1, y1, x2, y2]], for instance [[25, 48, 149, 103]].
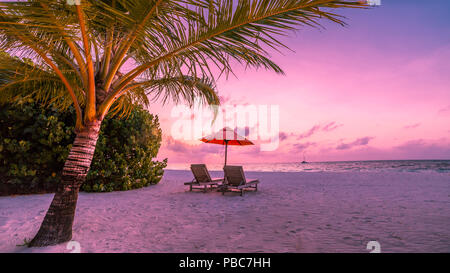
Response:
[[0, 100, 74, 194], [0, 100, 167, 195], [84, 105, 167, 192]]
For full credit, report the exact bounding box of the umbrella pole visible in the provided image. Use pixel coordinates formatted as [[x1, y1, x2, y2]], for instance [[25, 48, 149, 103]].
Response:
[[224, 141, 228, 167], [221, 141, 228, 191]]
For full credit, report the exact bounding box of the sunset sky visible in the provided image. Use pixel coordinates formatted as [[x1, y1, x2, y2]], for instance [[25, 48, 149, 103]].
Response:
[[149, 0, 450, 165]]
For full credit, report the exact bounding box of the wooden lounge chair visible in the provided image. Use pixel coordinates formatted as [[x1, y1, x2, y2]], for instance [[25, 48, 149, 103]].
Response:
[[221, 165, 259, 196], [184, 164, 223, 192]]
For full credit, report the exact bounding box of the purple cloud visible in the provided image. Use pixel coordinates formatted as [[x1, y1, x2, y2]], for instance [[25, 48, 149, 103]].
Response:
[[297, 125, 321, 140], [336, 137, 374, 150], [293, 142, 316, 151], [395, 139, 426, 150], [404, 123, 421, 129], [165, 136, 191, 153], [279, 132, 289, 141], [322, 121, 343, 132], [394, 139, 450, 159], [438, 105, 450, 115], [297, 122, 343, 140]]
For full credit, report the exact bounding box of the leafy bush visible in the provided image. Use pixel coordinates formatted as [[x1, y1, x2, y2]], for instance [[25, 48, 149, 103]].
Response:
[[84, 106, 167, 192], [0, 101, 75, 194], [0, 100, 166, 195]]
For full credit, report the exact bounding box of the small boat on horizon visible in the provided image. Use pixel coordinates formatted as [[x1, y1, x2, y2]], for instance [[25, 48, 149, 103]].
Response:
[[301, 153, 308, 164]]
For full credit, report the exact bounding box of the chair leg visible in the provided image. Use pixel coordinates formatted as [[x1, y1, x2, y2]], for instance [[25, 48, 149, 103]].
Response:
[[240, 189, 243, 196], [190, 185, 192, 191]]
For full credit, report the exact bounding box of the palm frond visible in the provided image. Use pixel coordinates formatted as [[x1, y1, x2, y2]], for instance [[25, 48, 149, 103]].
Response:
[[0, 51, 85, 110], [109, 0, 367, 104], [139, 75, 219, 106], [0, 0, 368, 126]]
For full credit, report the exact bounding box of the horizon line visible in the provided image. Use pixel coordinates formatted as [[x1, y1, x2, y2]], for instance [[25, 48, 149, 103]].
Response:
[[165, 158, 450, 165]]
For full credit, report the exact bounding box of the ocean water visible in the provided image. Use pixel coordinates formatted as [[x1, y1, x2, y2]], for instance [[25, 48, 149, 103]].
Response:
[[166, 160, 450, 173]]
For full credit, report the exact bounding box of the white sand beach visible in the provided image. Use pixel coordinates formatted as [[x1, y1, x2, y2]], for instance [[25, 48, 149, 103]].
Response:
[[0, 170, 449, 253]]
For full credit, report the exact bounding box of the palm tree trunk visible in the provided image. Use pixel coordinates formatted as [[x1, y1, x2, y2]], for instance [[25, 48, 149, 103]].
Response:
[[29, 121, 101, 247]]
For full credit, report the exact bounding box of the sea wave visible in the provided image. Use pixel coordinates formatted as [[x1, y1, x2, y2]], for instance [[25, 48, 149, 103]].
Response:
[[166, 160, 450, 173]]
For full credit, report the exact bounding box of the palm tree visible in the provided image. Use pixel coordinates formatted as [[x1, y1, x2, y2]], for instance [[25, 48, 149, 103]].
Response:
[[0, 0, 367, 247]]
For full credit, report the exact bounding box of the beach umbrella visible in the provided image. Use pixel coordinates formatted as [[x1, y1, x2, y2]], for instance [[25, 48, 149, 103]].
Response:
[[200, 127, 254, 167]]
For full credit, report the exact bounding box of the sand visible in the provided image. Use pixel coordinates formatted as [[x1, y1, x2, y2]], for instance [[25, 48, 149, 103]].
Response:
[[0, 170, 449, 253]]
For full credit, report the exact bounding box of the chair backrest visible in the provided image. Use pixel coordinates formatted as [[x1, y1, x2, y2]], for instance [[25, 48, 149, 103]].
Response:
[[223, 165, 246, 186], [191, 164, 212, 183]]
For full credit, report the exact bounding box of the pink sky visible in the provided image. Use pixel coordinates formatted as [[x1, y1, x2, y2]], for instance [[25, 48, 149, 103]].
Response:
[[148, 1, 450, 165]]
